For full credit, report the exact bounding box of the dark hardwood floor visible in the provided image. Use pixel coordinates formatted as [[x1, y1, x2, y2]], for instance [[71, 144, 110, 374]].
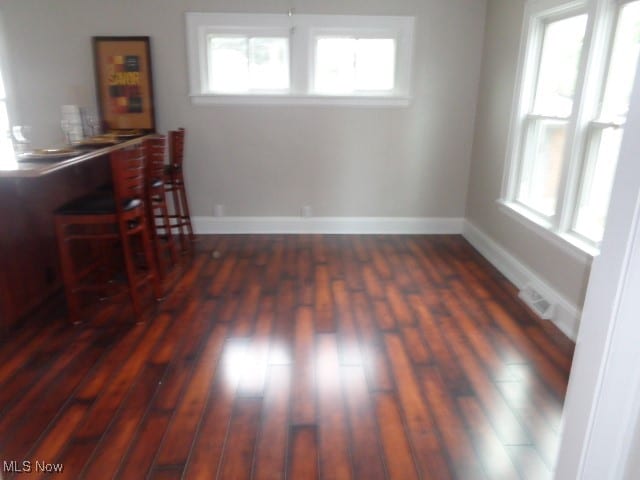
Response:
[[0, 235, 574, 479]]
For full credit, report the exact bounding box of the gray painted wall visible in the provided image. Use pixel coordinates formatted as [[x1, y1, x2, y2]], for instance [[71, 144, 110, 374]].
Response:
[[0, 0, 486, 219], [465, 0, 592, 308], [625, 413, 640, 479]]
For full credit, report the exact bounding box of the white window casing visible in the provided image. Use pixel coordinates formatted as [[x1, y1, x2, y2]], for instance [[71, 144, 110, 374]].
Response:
[[186, 12, 415, 106]]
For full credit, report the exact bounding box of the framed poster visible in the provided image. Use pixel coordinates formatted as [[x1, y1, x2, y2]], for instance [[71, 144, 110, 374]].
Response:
[[93, 36, 156, 132]]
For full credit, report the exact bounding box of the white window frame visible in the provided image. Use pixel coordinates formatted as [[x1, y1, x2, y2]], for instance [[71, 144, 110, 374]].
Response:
[[186, 12, 414, 106], [501, 0, 639, 258], [0, 16, 14, 165]]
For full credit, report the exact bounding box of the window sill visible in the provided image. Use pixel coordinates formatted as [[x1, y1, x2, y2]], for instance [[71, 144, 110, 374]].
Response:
[[497, 199, 599, 262], [189, 93, 410, 107]]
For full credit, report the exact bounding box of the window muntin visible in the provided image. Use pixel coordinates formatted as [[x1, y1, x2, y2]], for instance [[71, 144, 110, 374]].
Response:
[[207, 35, 290, 93], [572, 0, 640, 242], [573, 126, 623, 240], [313, 37, 396, 94]]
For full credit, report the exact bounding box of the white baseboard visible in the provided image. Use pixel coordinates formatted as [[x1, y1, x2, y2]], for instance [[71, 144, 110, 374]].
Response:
[[193, 216, 464, 235], [463, 220, 580, 340]]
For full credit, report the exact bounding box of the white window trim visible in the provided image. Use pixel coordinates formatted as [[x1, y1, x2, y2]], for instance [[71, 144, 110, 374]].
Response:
[[186, 12, 414, 106], [500, 0, 637, 257], [0, 12, 15, 166], [497, 199, 599, 260]]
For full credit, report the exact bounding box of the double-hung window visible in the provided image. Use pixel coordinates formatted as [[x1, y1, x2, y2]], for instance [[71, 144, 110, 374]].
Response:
[[503, 0, 640, 253], [186, 13, 414, 106]]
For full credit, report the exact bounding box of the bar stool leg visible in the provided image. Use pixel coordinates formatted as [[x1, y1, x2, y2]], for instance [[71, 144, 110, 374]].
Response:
[[55, 219, 81, 324], [170, 181, 188, 252], [146, 201, 166, 280], [177, 180, 195, 242], [159, 197, 179, 265], [118, 222, 143, 318], [140, 221, 163, 300]]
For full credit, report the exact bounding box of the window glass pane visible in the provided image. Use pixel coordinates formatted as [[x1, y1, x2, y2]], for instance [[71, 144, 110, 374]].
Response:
[[315, 37, 396, 93], [208, 36, 289, 92], [0, 100, 9, 137], [208, 37, 249, 92], [0, 101, 15, 164], [517, 119, 568, 216], [533, 14, 588, 117], [355, 39, 396, 91], [315, 37, 357, 93], [574, 127, 623, 242], [248, 37, 289, 90], [600, 1, 640, 121]]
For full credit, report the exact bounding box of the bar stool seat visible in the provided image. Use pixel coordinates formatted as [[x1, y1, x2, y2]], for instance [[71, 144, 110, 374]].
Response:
[[57, 194, 141, 215], [54, 143, 162, 324]]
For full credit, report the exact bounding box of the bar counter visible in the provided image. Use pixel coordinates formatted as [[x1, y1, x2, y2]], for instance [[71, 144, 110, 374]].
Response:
[[0, 136, 150, 178], [0, 135, 152, 330]]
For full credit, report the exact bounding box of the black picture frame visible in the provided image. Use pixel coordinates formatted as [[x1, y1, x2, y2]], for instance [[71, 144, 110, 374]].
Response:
[[93, 36, 156, 132]]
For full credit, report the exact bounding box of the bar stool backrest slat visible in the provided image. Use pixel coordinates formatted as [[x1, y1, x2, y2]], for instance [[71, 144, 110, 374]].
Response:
[[111, 144, 146, 209]]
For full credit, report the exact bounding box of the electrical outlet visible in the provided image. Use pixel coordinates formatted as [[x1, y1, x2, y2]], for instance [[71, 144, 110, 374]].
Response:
[[301, 205, 312, 218], [213, 204, 224, 217]]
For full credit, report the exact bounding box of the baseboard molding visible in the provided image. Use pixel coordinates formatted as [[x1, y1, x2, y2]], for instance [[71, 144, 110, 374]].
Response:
[[193, 216, 465, 235], [463, 220, 581, 340]]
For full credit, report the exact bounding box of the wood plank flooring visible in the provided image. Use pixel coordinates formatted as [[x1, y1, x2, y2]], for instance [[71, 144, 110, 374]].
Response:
[[0, 235, 574, 479]]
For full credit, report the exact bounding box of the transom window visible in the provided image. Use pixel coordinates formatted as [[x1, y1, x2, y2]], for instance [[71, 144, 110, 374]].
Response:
[[186, 13, 414, 106], [503, 0, 640, 252]]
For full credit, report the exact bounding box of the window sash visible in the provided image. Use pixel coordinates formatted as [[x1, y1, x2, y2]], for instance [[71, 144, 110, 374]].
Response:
[[310, 36, 398, 95], [529, 13, 589, 118], [571, 122, 624, 242], [596, 0, 640, 121], [206, 34, 291, 94], [515, 116, 570, 219]]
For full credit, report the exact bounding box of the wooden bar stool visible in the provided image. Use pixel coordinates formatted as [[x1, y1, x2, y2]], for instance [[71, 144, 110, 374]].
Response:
[[144, 135, 178, 278], [164, 128, 195, 252], [54, 143, 162, 324]]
